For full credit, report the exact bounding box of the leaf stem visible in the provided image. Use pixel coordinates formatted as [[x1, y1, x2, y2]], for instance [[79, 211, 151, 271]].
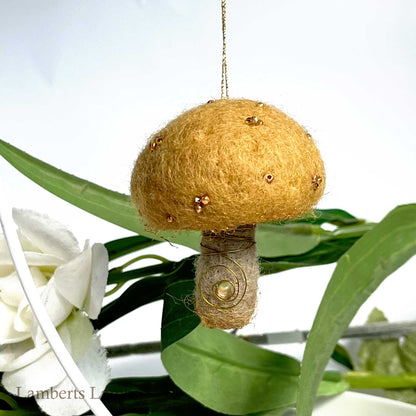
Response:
[[118, 254, 170, 271], [344, 371, 416, 389], [0, 392, 19, 409]]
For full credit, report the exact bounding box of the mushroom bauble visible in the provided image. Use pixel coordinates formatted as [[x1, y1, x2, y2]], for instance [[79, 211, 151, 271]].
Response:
[[131, 98, 325, 329]]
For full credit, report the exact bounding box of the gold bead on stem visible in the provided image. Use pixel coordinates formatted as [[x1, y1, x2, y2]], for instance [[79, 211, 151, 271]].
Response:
[[213, 280, 234, 301]]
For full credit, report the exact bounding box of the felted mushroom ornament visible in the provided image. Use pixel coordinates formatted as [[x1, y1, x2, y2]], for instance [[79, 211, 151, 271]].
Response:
[[131, 98, 325, 329]]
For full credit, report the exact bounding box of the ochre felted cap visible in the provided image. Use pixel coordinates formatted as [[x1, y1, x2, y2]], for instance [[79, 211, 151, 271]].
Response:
[[131, 98, 325, 231]]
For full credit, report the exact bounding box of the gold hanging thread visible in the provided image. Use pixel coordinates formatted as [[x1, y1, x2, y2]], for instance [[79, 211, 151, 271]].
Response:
[[221, 0, 229, 99]]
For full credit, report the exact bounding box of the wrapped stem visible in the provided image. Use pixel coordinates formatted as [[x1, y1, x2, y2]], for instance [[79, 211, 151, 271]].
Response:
[[194, 225, 259, 329]]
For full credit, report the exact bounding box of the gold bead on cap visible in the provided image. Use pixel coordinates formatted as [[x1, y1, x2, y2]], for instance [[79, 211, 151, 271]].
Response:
[[213, 280, 234, 301], [194, 194, 210, 213], [150, 136, 163, 152], [166, 214, 175, 223], [265, 174, 274, 183], [200, 195, 210, 205], [256, 101, 264, 107], [312, 175, 323, 190], [245, 116, 263, 126]]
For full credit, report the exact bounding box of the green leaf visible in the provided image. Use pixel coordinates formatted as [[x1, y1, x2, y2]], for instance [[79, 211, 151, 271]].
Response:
[[159, 277, 347, 415], [356, 308, 405, 375], [95, 257, 196, 329], [0, 139, 201, 250], [0, 384, 38, 415], [260, 236, 360, 275], [0, 392, 18, 411], [401, 333, 416, 373], [350, 308, 416, 405], [107, 261, 174, 285], [105, 235, 160, 261], [287, 209, 360, 226], [161, 280, 200, 350], [162, 324, 300, 415], [94, 275, 167, 330], [256, 223, 325, 257], [385, 389, 416, 406], [257, 217, 370, 258], [101, 377, 222, 415], [358, 337, 404, 375], [331, 344, 354, 370], [162, 326, 347, 415], [297, 204, 416, 416], [260, 223, 374, 274]]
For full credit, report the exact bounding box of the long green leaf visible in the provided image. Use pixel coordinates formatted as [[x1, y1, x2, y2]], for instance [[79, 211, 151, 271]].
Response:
[[297, 204, 416, 416], [256, 216, 368, 258], [104, 235, 160, 261], [102, 377, 222, 416], [0, 139, 201, 250], [95, 257, 196, 329], [285, 208, 360, 226], [261, 236, 361, 275], [0, 393, 17, 411], [256, 223, 324, 257], [161, 280, 200, 350]]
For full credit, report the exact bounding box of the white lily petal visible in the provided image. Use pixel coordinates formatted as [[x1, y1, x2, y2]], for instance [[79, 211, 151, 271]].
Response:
[[0, 265, 14, 278], [17, 230, 42, 252], [23, 252, 64, 268], [32, 278, 74, 345], [0, 272, 25, 307], [12, 209, 80, 262], [37, 333, 109, 416], [63, 311, 94, 357], [0, 338, 50, 372], [0, 251, 63, 268], [14, 296, 33, 334], [0, 302, 29, 344], [54, 243, 92, 310], [2, 350, 66, 396], [83, 244, 108, 319], [0, 232, 61, 268], [1, 323, 72, 396], [0, 235, 13, 265], [0, 268, 48, 308]]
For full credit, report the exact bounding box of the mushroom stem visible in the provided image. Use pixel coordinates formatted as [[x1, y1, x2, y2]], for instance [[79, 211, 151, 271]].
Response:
[[194, 225, 259, 329]]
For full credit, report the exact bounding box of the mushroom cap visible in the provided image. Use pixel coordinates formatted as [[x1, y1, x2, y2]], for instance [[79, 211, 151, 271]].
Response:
[[131, 98, 325, 231]]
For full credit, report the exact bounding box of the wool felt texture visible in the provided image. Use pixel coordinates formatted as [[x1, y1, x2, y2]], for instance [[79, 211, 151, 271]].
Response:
[[130, 98, 325, 232], [195, 225, 258, 329]]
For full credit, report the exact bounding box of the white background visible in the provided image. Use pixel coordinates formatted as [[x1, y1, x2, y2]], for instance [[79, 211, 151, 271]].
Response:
[[1, 0, 415, 376]]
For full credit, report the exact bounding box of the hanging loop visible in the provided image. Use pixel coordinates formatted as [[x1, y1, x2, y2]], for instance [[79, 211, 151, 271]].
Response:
[[221, 0, 229, 99]]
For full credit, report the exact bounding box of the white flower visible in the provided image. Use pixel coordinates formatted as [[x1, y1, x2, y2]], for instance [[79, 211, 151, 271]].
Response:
[[0, 209, 110, 415]]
